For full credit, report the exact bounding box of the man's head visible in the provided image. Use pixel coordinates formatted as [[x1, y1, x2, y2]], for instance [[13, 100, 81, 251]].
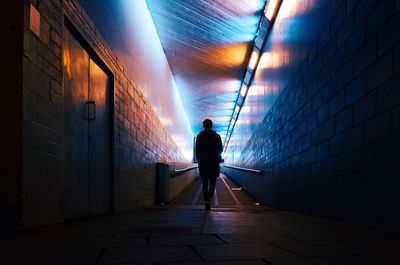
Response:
[[203, 119, 213, 129]]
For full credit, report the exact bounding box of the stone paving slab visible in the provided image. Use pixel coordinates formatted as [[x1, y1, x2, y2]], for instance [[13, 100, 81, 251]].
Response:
[[0, 237, 70, 249], [138, 218, 202, 228], [194, 243, 295, 260], [1, 205, 400, 265], [202, 225, 280, 234], [63, 236, 148, 248], [204, 218, 267, 227], [100, 246, 201, 263], [149, 234, 225, 246], [0, 246, 102, 265], [165, 261, 268, 265], [361, 255, 400, 265], [125, 226, 199, 236], [104, 236, 147, 247], [218, 233, 298, 245], [271, 240, 370, 257], [266, 256, 373, 265], [351, 239, 400, 255]]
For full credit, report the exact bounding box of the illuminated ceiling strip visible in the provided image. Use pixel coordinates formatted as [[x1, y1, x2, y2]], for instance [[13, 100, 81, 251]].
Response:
[[264, 0, 280, 20], [224, 0, 282, 151], [248, 50, 260, 70], [240, 84, 248, 97]]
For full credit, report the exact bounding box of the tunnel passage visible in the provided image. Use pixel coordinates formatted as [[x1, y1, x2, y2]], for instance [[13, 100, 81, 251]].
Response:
[[2, 0, 400, 263], [1, 0, 398, 239], [170, 174, 258, 208]]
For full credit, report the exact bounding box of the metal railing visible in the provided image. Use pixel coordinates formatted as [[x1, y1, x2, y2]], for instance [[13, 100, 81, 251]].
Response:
[[171, 166, 198, 176], [223, 164, 262, 174]]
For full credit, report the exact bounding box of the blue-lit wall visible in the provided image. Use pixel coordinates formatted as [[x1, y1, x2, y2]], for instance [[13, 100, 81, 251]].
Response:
[[224, 0, 400, 231], [79, 0, 193, 160]]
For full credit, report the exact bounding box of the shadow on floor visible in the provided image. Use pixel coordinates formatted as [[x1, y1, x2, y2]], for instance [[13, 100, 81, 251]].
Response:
[[1, 175, 399, 264]]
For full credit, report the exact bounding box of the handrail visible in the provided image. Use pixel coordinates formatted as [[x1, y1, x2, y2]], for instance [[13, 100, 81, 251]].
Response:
[[223, 164, 262, 174], [171, 166, 198, 176]]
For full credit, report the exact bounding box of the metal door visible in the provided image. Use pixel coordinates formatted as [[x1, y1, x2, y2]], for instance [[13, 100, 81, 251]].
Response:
[[63, 26, 110, 219], [88, 59, 110, 215]]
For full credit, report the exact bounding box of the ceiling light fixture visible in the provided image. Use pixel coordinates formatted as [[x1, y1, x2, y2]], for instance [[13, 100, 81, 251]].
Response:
[[264, 0, 279, 21], [248, 50, 260, 70], [235, 105, 241, 114], [240, 84, 248, 97], [224, 0, 282, 152]]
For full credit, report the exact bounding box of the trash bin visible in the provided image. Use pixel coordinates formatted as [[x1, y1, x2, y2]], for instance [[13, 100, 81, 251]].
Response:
[[156, 163, 170, 205]]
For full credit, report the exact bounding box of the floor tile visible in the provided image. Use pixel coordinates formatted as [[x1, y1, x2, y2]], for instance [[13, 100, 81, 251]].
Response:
[[150, 234, 225, 246], [100, 246, 201, 263], [267, 256, 373, 265], [271, 240, 369, 257], [165, 261, 267, 265], [194, 243, 295, 261], [361, 255, 400, 265]]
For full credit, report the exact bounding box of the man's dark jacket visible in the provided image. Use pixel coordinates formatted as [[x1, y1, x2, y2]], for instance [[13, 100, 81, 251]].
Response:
[[195, 129, 223, 178]]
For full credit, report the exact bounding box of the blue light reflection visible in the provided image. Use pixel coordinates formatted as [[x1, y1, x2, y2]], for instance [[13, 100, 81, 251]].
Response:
[[225, 0, 330, 164]]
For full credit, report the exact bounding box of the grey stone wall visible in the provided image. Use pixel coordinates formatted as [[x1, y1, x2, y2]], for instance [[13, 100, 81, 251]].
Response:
[[224, 0, 400, 231], [22, 0, 185, 227]]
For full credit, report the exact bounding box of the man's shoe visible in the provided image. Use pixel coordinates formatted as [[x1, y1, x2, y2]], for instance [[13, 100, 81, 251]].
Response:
[[205, 201, 211, 211]]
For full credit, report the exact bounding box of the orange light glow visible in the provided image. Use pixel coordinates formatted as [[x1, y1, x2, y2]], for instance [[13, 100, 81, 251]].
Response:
[[160, 117, 173, 127], [278, 0, 317, 19], [30, 4, 40, 37], [240, 84, 248, 97], [264, 0, 280, 20], [258, 51, 286, 69], [198, 43, 248, 68], [248, 51, 260, 70], [247, 84, 280, 96], [62, 48, 71, 78], [248, 85, 264, 96]]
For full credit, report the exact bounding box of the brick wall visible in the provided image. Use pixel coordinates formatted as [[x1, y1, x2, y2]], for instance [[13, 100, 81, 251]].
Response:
[[0, 0, 23, 232], [22, 0, 185, 227], [224, 0, 400, 231]]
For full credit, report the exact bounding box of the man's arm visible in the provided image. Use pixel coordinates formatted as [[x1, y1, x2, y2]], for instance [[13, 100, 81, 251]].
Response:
[[195, 136, 201, 162], [216, 135, 223, 161]]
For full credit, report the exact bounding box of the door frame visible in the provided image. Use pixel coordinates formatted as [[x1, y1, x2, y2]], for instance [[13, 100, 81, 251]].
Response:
[[63, 17, 115, 214]]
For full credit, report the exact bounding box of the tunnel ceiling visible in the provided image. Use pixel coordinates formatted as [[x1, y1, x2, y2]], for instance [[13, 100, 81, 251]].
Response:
[[146, 0, 266, 139]]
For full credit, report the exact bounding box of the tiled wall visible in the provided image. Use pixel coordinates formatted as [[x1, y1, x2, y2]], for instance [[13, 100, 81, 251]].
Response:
[[224, 0, 400, 231], [22, 0, 185, 227]]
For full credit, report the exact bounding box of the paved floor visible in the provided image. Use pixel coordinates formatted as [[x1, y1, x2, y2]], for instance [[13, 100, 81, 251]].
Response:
[[1, 175, 399, 264]]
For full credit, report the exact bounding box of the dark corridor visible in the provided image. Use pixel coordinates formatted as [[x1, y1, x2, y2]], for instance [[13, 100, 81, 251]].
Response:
[[1, 0, 400, 264]]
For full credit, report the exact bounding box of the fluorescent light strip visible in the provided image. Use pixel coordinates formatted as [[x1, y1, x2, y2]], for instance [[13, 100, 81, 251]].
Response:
[[224, 0, 282, 151], [264, 0, 279, 20], [235, 105, 241, 114], [248, 50, 260, 70], [240, 84, 248, 97]]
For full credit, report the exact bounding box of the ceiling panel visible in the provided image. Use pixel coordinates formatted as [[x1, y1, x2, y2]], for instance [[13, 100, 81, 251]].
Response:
[[146, 0, 266, 138]]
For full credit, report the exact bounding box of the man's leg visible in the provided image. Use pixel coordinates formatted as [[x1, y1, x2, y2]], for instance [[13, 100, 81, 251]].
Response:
[[208, 176, 217, 201], [202, 176, 209, 202], [202, 176, 211, 210]]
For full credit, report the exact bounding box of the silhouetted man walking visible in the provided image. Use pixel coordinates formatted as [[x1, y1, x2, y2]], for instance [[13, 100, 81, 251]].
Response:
[[195, 119, 223, 210]]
